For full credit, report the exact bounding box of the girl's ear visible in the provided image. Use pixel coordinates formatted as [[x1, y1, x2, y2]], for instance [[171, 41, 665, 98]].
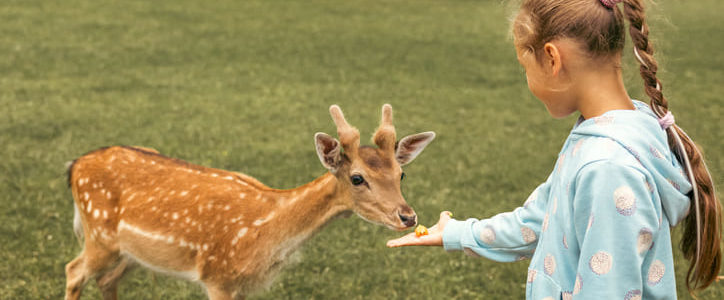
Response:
[[543, 42, 562, 76], [314, 133, 343, 173], [395, 132, 436, 166]]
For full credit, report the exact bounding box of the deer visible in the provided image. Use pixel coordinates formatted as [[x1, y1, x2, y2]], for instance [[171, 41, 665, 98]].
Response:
[[64, 104, 436, 300]]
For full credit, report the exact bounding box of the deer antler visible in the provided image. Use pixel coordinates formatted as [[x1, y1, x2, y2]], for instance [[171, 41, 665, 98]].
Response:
[[373, 104, 396, 153], [329, 105, 360, 158]]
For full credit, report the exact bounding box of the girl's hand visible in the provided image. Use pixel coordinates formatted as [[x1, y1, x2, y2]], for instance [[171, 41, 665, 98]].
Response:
[[386, 211, 452, 248]]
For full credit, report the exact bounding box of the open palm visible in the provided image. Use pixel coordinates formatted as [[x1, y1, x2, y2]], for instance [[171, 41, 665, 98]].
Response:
[[386, 211, 453, 247]]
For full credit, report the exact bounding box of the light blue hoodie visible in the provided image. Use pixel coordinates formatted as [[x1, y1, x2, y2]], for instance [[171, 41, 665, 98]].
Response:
[[443, 100, 692, 299]]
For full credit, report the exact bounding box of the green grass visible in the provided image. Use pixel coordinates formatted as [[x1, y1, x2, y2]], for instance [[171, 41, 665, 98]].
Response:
[[1, 0, 722, 298]]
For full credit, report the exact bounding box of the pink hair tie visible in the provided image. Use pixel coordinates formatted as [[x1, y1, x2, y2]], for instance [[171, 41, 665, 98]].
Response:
[[658, 111, 675, 130], [600, 0, 621, 9]]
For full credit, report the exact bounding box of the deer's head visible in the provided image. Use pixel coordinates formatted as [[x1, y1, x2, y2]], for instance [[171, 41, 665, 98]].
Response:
[[314, 104, 435, 231]]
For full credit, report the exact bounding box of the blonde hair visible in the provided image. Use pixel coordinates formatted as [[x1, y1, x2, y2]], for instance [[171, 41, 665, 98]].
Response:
[[513, 0, 722, 294]]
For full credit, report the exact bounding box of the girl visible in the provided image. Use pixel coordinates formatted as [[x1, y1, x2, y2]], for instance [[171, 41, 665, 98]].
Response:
[[387, 0, 721, 298]]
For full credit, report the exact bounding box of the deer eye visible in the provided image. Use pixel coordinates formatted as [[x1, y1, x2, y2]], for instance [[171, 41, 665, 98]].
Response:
[[350, 174, 365, 186], [400, 172, 406, 181]]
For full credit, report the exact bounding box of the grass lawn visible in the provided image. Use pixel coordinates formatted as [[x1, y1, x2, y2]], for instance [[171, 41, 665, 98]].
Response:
[[1, 0, 721, 298]]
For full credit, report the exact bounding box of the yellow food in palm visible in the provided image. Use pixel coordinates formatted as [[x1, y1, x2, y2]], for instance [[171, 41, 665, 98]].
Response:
[[415, 225, 429, 237]]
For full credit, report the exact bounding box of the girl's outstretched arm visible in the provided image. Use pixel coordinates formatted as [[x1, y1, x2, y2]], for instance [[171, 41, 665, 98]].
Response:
[[387, 182, 551, 262]]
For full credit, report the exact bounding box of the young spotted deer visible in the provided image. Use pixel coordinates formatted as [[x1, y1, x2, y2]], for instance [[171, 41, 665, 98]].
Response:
[[64, 104, 435, 299]]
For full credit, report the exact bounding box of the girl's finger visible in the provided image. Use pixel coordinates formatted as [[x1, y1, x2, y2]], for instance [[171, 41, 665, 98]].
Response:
[[386, 211, 453, 248], [386, 232, 440, 247], [385, 233, 419, 247]]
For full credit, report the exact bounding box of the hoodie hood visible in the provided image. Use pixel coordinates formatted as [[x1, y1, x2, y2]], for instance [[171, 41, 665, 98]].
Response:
[[570, 100, 692, 226]]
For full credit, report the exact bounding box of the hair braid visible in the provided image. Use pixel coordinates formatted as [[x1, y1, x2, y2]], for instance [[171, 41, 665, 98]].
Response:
[[622, 0, 666, 113], [623, 0, 722, 293]]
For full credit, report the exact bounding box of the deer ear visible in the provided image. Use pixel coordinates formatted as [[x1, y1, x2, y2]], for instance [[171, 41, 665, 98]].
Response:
[[395, 132, 435, 166], [315, 132, 343, 172]]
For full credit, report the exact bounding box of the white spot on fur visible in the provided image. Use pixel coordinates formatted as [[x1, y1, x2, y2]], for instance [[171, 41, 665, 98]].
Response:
[[172, 213, 179, 220], [231, 227, 249, 245], [253, 212, 276, 226], [87, 201, 93, 213], [93, 209, 100, 219], [180, 190, 189, 197], [103, 210, 108, 219], [83, 192, 90, 201]]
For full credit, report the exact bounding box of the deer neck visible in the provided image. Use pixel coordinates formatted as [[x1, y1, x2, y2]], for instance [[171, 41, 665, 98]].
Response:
[[266, 172, 351, 242]]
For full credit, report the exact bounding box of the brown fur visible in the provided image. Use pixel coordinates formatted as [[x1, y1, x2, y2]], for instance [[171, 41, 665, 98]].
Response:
[[64, 105, 434, 299]]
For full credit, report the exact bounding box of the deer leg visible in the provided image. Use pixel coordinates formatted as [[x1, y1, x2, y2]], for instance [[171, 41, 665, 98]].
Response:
[[96, 257, 134, 300], [205, 284, 236, 300], [65, 244, 119, 300], [64, 253, 87, 300]]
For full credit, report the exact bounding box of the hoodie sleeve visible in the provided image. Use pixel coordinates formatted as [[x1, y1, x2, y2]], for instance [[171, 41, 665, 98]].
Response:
[[441, 182, 549, 262], [571, 161, 660, 298]]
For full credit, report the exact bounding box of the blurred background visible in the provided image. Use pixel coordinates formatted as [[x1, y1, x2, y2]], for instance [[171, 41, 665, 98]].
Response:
[[1, 0, 721, 298]]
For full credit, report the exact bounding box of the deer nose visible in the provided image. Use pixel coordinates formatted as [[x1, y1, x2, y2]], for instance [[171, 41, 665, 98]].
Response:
[[398, 212, 417, 227]]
